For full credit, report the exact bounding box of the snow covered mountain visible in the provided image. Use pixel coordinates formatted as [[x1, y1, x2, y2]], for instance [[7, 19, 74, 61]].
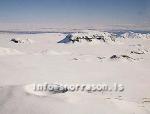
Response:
[[58, 30, 117, 43], [120, 31, 150, 39], [58, 30, 150, 44]]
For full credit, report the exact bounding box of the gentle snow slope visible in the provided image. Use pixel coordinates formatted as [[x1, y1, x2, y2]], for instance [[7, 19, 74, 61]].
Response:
[[0, 30, 150, 114]]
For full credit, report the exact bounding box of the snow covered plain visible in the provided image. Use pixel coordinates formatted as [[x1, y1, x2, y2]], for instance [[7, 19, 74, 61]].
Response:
[[0, 30, 150, 114]]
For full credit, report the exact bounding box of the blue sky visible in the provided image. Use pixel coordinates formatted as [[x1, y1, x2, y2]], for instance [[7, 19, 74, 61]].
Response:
[[0, 0, 149, 29]]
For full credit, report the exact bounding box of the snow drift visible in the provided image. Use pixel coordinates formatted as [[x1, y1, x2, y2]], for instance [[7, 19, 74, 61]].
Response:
[[0, 47, 23, 55]]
